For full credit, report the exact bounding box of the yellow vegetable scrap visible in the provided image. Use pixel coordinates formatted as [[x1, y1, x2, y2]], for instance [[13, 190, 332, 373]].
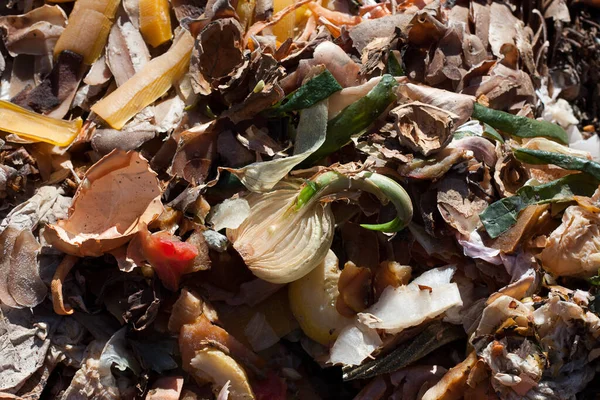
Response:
[[271, 0, 295, 43], [91, 29, 194, 129], [53, 0, 120, 64], [0, 100, 82, 146], [139, 0, 173, 48]]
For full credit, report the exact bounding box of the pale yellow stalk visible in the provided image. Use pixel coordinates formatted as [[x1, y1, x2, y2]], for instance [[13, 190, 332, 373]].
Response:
[[91, 29, 194, 129]]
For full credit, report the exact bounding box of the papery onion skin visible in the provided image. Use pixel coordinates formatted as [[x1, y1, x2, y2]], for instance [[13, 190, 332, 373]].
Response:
[[228, 189, 335, 284], [229, 171, 412, 284]]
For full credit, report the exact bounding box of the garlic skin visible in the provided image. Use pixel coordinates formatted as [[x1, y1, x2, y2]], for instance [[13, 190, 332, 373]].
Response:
[[227, 188, 335, 284]]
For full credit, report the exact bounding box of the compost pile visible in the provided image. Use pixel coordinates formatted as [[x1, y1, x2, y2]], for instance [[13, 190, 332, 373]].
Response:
[[1, 0, 600, 399]]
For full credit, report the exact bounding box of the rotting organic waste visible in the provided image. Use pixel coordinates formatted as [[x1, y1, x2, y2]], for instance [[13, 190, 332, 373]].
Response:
[[1, 0, 600, 399]]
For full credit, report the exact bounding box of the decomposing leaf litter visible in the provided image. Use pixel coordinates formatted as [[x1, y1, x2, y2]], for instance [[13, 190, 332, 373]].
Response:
[[0, 0, 600, 399]]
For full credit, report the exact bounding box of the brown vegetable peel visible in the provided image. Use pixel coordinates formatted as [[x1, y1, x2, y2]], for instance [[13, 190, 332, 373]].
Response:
[[51, 254, 78, 315]]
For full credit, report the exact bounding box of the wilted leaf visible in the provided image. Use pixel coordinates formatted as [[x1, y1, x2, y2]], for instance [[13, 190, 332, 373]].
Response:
[[130, 339, 178, 373], [7, 228, 46, 308], [0, 185, 71, 232], [392, 102, 460, 156], [189, 18, 245, 95], [0, 306, 59, 392], [480, 173, 599, 238], [44, 150, 163, 257], [226, 99, 328, 192], [100, 328, 141, 376]]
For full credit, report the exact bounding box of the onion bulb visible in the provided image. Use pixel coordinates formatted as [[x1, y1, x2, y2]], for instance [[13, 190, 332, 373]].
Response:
[[227, 170, 413, 284], [288, 250, 353, 345]]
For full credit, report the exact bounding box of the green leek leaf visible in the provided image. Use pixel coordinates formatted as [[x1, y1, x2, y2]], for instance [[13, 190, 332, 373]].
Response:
[[482, 122, 504, 143], [275, 70, 342, 114], [306, 74, 399, 164], [472, 103, 568, 144], [514, 148, 600, 181], [387, 50, 404, 77]]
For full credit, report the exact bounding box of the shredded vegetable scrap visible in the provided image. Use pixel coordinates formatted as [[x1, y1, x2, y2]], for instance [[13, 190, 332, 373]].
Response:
[[0, 100, 82, 146]]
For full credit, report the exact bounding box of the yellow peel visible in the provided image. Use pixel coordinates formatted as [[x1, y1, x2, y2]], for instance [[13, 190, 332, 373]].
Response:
[[53, 0, 120, 64], [91, 29, 194, 129], [272, 0, 295, 42], [139, 0, 173, 47], [0, 100, 82, 146]]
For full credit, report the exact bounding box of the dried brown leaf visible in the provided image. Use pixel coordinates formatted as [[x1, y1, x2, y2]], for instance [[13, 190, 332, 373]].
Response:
[[44, 150, 163, 257], [0, 5, 66, 56], [391, 101, 460, 156]]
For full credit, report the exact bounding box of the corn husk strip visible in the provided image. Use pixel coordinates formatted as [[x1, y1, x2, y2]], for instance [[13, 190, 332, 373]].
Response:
[[91, 29, 194, 129], [244, 0, 312, 45], [0, 100, 82, 146], [54, 0, 120, 64], [139, 0, 173, 47]]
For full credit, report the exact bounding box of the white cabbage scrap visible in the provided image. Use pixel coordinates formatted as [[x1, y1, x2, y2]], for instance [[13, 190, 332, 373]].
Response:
[[358, 266, 463, 333], [329, 266, 463, 366]]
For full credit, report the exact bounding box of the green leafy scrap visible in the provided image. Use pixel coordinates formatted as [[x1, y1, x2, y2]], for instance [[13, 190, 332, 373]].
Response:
[[472, 103, 568, 144], [480, 173, 600, 238]]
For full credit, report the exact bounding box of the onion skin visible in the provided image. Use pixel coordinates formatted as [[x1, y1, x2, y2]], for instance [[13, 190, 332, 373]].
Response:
[[229, 170, 413, 284]]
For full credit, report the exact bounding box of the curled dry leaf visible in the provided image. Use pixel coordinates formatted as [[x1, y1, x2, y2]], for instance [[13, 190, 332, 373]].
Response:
[[398, 83, 475, 126], [0, 5, 67, 56], [493, 148, 530, 197], [391, 102, 461, 156], [436, 176, 488, 235], [0, 226, 47, 309], [189, 18, 245, 95], [170, 122, 217, 185], [44, 150, 163, 257], [106, 13, 151, 87]]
